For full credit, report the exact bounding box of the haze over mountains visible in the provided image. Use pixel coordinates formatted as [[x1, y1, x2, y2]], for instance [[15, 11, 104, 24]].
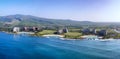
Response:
[[0, 14, 120, 28]]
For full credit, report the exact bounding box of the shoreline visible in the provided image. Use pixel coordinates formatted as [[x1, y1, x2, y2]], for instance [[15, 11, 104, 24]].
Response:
[[2, 31, 119, 40]]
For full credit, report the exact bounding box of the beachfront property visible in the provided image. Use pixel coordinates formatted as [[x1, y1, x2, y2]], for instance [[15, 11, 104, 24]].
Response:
[[22, 27, 29, 31], [20, 27, 40, 32], [82, 28, 97, 35], [12, 26, 41, 33], [98, 30, 108, 36], [81, 28, 108, 39], [63, 28, 69, 33], [58, 29, 63, 34], [55, 28, 69, 34], [82, 28, 91, 35], [91, 29, 97, 34], [27, 27, 40, 32], [12, 26, 109, 39], [13, 27, 20, 32], [82, 28, 107, 36]]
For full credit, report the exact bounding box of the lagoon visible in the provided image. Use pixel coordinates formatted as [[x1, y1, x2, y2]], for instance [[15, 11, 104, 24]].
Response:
[[0, 32, 120, 59]]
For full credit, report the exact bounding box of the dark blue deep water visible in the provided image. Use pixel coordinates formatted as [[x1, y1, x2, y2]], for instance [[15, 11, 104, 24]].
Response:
[[0, 32, 120, 59]]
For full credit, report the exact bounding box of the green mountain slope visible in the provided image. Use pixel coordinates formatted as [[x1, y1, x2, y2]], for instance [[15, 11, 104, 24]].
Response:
[[0, 14, 94, 27], [0, 14, 120, 28]]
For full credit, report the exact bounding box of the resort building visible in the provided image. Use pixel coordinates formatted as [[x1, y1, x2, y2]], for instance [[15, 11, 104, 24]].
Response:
[[91, 29, 97, 34], [23, 27, 29, 31], [29, 27, 40, 32], [98, 30, 108, 36], [82, 28, 91, 35], [32, 27, 36, 31], [55, 28, 69, 34], [33, 27, 40, 31], [82, 28, 97, 35], [21, 27, 40, 32], [13, 27, 20, 32], [63, 28, 69, 33], [58, 29, 63, 34]]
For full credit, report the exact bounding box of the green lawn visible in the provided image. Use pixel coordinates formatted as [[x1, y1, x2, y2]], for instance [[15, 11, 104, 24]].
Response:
[[35, 30, 56, 36], [69, 29, 81, 32], [64, 32, 82, 39]]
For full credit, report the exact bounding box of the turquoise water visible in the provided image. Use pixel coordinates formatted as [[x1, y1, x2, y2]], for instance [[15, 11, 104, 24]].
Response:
[[0, 32, 120, 59]]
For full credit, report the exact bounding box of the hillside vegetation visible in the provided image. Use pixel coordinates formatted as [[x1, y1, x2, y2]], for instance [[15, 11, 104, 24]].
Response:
[[0, 14, 120, 29]]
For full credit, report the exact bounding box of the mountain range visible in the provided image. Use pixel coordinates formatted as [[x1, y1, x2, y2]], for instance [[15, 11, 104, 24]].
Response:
[[0, 14, 120, 28]]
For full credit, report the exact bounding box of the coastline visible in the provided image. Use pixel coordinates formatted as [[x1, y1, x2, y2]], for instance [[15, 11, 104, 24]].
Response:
[[2, 31, 118, 40]]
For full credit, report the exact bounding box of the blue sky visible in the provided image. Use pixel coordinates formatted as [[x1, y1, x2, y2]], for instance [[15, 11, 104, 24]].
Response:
[[0, 0, 120, 22]]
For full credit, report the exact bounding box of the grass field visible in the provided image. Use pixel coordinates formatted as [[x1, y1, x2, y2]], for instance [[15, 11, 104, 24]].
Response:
[[35, 30, 56, 36], [64, 32, 82, 39]]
